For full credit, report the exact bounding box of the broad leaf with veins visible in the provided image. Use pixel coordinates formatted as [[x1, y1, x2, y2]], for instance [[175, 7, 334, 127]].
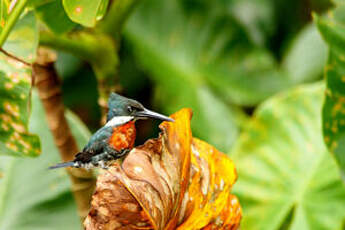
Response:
[[0, 53, 40, 157], [0, 92, 88, 229], [124, 0, 294, 151], [231, 83, 345, 230]]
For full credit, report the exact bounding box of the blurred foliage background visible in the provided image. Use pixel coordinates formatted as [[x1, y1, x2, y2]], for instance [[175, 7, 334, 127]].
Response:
[[57, 0, 332, 151], [2, 0, 345, 229]]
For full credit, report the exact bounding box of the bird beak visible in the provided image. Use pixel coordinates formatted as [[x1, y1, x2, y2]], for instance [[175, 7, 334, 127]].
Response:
[[135, 108, 174, 122]]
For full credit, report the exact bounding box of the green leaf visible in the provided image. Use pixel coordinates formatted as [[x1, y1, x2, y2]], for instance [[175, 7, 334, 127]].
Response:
[[0, 10, 40, 157], [124, 0, 295, 150], [62, 0, 109, 27], [0, 53, 40, 157], [127, 36, 240, 150], [316, 3, 345, 180], [95, 0, 109, 21], [231, 83, 345, 230], [230, 0, 275, 45], [2, 11, 39, 63], [35, 0, 77, 34], [154, 82, 239, 151], [0, 91, 89, 229], [27, 0, 54, 8], [125, 0, 290, 106], [204, 49, 291, 106], [125, 0, 291, 107], [0, 0, 10, 31], [282, 22, 328, 83]]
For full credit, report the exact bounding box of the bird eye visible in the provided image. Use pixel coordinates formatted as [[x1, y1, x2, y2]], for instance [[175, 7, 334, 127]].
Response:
[[127, 106, 133, 113]]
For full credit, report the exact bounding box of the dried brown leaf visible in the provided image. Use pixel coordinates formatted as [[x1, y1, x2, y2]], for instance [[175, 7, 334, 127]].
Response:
[[84, 108, 241, 230]]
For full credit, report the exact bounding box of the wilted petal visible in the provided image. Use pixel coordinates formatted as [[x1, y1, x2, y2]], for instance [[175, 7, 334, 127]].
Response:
[[84, 109, 241, 230]]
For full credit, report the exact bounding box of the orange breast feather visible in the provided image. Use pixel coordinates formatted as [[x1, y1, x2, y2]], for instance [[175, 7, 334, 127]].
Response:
[[108, 121, 136, 151]]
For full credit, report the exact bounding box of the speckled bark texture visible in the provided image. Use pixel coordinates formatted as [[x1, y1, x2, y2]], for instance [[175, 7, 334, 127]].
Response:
[[84, 108, 241, 230]]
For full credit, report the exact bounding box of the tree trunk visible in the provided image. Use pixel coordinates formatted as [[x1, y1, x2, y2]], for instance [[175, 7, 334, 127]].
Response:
[[33, 47, 96, 220]]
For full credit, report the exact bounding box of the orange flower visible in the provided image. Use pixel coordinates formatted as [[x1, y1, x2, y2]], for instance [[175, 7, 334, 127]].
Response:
[[84, 109, 241, 230]]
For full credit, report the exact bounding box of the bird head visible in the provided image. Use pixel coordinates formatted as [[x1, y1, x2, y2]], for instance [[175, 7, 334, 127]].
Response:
[[106, 93, 174, 126]]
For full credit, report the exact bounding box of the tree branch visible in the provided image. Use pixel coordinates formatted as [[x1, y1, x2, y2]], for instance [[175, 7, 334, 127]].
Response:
[[0, 47, 30, 66], [39, 31, 100, 61], [33, 47, 96, 221], [39, 30, 119, 119]]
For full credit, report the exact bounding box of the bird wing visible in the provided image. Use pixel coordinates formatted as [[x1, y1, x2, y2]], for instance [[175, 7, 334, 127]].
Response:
[[77, 126, 114, 163]]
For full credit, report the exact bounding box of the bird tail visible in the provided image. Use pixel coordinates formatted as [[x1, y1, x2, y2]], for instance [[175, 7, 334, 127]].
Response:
[[48, 161, 75, 169]]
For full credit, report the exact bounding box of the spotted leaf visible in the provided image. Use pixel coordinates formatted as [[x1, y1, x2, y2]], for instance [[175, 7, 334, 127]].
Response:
[[2, 11, 39, 63], [62, 0, 109, 27], [0, 92, 90, 229], [0, 0, 9, 33], [316, 2, 345, 180], [84, 109, 241, 230], [0, 53, 40, 157]]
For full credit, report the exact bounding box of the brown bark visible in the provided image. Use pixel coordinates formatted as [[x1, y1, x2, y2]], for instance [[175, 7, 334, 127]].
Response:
[[33, 47, 96, 220]]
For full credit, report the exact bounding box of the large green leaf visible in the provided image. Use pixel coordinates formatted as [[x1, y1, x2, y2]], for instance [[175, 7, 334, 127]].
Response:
[[155, 82, 239, 151], [0, 92, 89, 230], [316, 3, 345, 180], [229, 0, 275, 46], [0, 53, 40, 157], [231, 83, 345, 230], [282, 22, 328, 83], [62, 0, 109, 27], [178, 0, 275, 46], [125, 0, 291, 107], [124, 0, 293, 150], [2, 11, 39, 63]]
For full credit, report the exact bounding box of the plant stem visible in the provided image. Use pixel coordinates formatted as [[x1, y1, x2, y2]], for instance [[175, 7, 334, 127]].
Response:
[[39, 31, 101, 61], [0, 0, 27, 47], [99, 0, 139, 39], [0, 47, 30, 66], [40, 30, 119, 117], [33, 48, 96, 221], [39, 0, 140, 120]]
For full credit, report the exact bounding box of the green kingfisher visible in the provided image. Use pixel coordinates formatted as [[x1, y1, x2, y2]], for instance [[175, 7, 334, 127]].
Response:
[[49, 93, 173, 170]]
